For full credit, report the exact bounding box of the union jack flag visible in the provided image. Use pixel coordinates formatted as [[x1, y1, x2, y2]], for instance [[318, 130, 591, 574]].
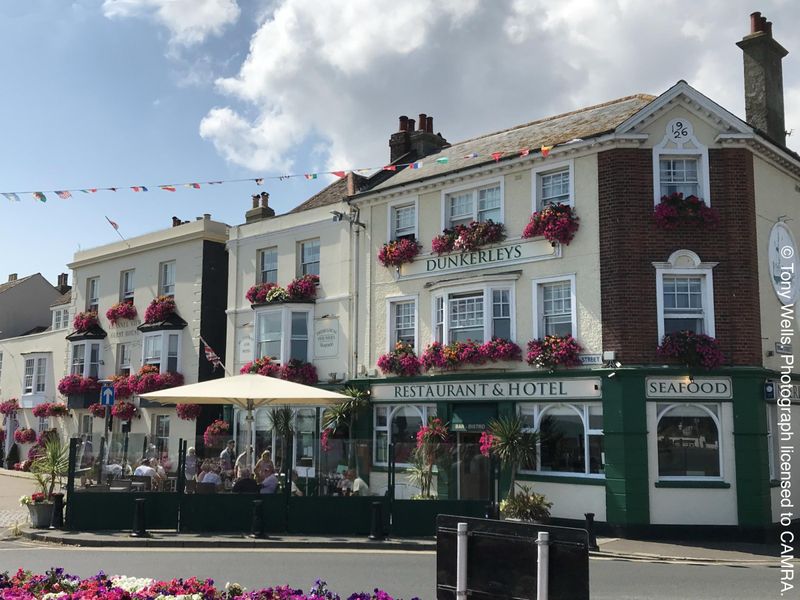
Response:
[[200, 337, 223, 371]]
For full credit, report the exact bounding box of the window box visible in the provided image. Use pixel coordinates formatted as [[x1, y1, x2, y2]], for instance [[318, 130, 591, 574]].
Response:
[[525, 335, 583, 369], [57, 375, 100, 397], [72, 311, 99, 333], [522, 203, 580, 246], [247, 275, 319, 307], [143, 296, 177, 324], [106, 300, 138, 325], [377, 341, 421, 377], [657, 331, 724, 369], [378, 239, 421, 268], [431, 220, 506, 254], [129, 365, 184, 395], [653, 193, 719, 230], [240, 357, 318, 386], [420, 338, 522, 372]]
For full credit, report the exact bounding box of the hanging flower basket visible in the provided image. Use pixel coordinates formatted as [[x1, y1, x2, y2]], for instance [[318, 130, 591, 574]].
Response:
[[0, 398, 19, 416], [203, 419, 230, 448], [72, 311, 99, 333], [419, 338, 523, 372], [522, 203, 580, 245], [657, 330, 724, 369], [432, 220, 506, 254], [377, 341, 422, 377], [526, 335, 583, 369], [111, 401, 137, 421], [14, 428, 36, 444], [176, 403, 202, 420], [286, 274, 320, 302], [106, 301, 138, 325], [653, 193, 720, 230], [144, 295, 177, 324], [88, 403, 107, 418], [378, 239, 422, 268], [57, 375, 100, 397]]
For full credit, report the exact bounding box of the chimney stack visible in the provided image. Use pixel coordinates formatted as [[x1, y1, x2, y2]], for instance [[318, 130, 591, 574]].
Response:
[[245, 191, 276, 224], [171, 216, 181, 227], [56, 273, 70, 294], [389, 113, 449, 164], [7, 273, 17, 282], [737, 12, 789, 146]]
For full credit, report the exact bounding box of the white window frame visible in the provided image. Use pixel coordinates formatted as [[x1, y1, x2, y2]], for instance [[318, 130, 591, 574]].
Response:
[[532, 274, 577, 340], [299, 239, 321, 277], [86, 277, 99, 312], [254, 306, 313, 364], [153, 413, 171, 457], [652, 118, 711, 206], [80, 413, 93, 436], [70, 342, 102, 379], [440, 177, 504, 230], [387, 197, 419, 241], [142, 331, 181, 373], [656, 402, 723, 481], [654, 250, 716, 342], [386, 295, 418, 351], [22, 354, 48, 396], [532, 159, 574, 209], [373, 404, 437, 467], [120, 269, 135, 302], [159, 261, 176, 297], [258, 247, 279, 284], [52, 307, 69, 330], [519, 402, 604, 478], [432, 282, 516, 345], [117, 343, 132, 376]]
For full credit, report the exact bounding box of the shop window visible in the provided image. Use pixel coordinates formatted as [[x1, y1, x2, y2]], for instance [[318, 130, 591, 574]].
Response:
[[654, 250, 716, 341], [442, 178, 503, 229], [143, 332, 180, 373], [533, 160, 574, 209], [388, 298, 416, 348], [299, 239, 320, 277], [656, 403, 721, 478], [433, 285, 514, 345], [390, 202, 417, 241], [533, 275, 576, 339], [120, 269, 135, 303], [86, 277, 99, 312], [159, 261, 176, 297], [259, 247, 278, 284], [254, 307, 312, 363], [70, 342, 101, 379], [373, 404, 436, 466], [519, 403, 603, 477]]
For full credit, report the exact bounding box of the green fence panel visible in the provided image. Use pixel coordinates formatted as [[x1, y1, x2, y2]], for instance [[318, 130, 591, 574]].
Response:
[[180, 494, 287, 533], [287, 496, 386, 535], [391, 499, 489, 537], [68, 492, 179, 531]]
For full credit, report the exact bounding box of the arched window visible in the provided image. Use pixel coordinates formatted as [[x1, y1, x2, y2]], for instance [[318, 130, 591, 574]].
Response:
[[656, 403, 720, 478], [519, 403, 603, 476], [373, 404, 436, 466]]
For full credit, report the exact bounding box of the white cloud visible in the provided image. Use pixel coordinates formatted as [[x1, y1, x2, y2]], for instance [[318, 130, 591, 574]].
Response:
[[102, 0, 240, 46]]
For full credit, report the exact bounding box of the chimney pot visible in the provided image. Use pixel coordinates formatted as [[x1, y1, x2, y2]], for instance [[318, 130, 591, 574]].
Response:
[[398, 115, 408, 132], [8, 273, 17, 282], [408, 118, 415, 133], [765, 20, 772, 36], [750, 11, 761, 33], [260, 192, 269, 209], [203, 213, 211, 220], [251, 194, 259, 209], [171, 216, 180, 227], [418, 114, 427, 131], [426, 116, 433, 133]]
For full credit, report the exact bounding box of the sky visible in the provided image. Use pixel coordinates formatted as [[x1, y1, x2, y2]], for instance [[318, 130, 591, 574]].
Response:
[[1, 0, 799, 287]]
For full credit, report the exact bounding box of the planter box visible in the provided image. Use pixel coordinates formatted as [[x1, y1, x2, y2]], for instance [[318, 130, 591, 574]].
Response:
[[27, 503, 53, 528]]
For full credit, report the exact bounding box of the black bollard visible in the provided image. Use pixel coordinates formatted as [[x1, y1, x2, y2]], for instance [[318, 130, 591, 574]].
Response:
[[49, 493, 64, 529], [249, 499, 265, 539], [585, 512, 599, 551], [368, 501, 385, 541], [131, 497, 149, 537]]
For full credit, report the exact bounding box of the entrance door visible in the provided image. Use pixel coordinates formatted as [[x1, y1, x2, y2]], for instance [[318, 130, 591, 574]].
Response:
[[457, 432, 489, 500]]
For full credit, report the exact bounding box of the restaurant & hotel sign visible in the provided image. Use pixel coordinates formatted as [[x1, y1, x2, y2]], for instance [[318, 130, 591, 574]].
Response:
[[372, 378, 602, 402]]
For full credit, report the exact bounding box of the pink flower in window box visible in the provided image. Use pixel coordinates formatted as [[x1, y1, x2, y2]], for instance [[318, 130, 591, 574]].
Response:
[[657, 330, 724, 369], [377, 341, 422, 377], [106, 301, 137, 325], [526, 335, 583, 369], [72, 311, 99, 333], [144, 295, 176, 324], [377, 238, 421, 268], [653, 193, 720, 230], [522, 203, 580, 245], [57, 375, 100, 397], [246, 282, 279, 304], [286, 274, 319, 302]]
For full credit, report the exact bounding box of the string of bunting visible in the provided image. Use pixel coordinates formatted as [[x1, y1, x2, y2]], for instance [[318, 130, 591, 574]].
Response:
[[1, 144, 556, 204]]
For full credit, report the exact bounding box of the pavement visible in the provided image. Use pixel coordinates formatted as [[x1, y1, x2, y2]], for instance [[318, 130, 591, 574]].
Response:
[[0, 469, 785, 566]]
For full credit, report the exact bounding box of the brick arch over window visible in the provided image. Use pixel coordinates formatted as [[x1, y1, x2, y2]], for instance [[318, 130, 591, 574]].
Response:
[[598, 147, 761, 365]]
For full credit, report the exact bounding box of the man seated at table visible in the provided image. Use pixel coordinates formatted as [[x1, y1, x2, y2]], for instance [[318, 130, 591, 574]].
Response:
[[345, 469, 370, 496], [133, 458, 165, 488], [260, 466, 279, 494], [290, 470, 304, 497], [232, 468, 260, 494], [200, 462, 223, 490]]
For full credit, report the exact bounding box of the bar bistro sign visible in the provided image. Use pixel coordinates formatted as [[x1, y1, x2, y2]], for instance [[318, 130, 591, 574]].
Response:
[[372, 378, 602, 402], [645, 376, 732, 399], [400, 238, 556, 278]]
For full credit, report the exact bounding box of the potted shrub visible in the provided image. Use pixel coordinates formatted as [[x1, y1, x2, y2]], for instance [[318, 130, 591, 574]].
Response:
[[481, 415, 537, 499], [106, 301, 137, 325], [500, 484, 552, 523], [522, 203, 580, 245], [21, 437, 68, 528], [653, 193, 720, 230], [377, 341, 422, 376], [526, 335, 583, 369], [657, 330, 724, 369]]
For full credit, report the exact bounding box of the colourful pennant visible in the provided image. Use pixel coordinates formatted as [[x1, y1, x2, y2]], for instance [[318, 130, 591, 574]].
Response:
[[186, 183, 201, 189], [491, 152, 503, 162], [2, 193, 20, 202], [408, 162, 422, 170], [520, 148, 530, 157], [304, 173, 318, 180], [382, 165, 397, 172], [33, 192, 46, 202], [131, 186, 148, 192], [435, 157, 449, 164], [464, 152, 478, 159], [254, 178, 264, 185], [55, 190, 72, 199], [161, 186, 177, 192], [540, 145, 552, 158], [332, 171, 346, 179]]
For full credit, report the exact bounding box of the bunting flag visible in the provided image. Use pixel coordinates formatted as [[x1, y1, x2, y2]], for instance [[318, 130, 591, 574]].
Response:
[[160, 186, 177, 192], [332, 171, 346, 179], [109, 188, 117, 192], [304, 173, 318, 180], [464, 152, 478, 159], [435, 157, 449, 164], [105, 216, 119, 230], [186, 183, 201, 189], [81, 189, 98, 194], [491, 152, 503, 162], [131, 186, 148, 192], [254, 178, 264, 185], [33, 192, 46, 202], [55, 190, 72, 199], [381, 165, 397, 171], [540, 145, 552, 158], [3, 193, 20, 202], [200, 336, 224, 371], [520, 148, 530, 157], [408, 162, 422, 170]]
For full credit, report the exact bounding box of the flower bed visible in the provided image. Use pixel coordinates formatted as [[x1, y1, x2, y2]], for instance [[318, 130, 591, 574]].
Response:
[[111, 401, 137, 421], [72, 311, 99, 333], [32, 402, 69, 418], [57, 375, 100, 397], [0, 571, 413, 600], [13, 428, 36, 444], [144, 295, 177, 323], [526, 335, 583, 369], [653, 193, 720, 230], [106, 300, 138, 325], [378, 238, 422, 268], [88, 403, 107, 418], [432, 220, 505, 254], [377, 341, 422, 377], [419, 338, 522, 372], [240, 357, 318, 385], [203, 419, 231, 448], [657, 330, 724, 369], [176, 403, 202, 420], [0, 399, 19, 416], [522, 203, 580, 245]]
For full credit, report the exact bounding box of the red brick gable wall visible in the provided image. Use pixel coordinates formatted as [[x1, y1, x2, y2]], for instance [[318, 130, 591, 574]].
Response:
[[598, 147, 761, 366]]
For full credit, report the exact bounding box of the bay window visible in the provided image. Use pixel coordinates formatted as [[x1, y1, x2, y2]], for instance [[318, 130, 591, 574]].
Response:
[[433, 285, 515, 345], [254, 307, 312, 363], [70, 342, 101, 378], [374, 404, 436, 466], [656, 403, 721, 479], [143, 332, 180, 373], [442, 178, 503, 229]]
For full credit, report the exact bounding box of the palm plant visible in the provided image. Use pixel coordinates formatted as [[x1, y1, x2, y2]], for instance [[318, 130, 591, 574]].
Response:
[[268, 405, 294, 472], [487, 414, 537, 498], [31, 438, 68, 499], [322, 386, 370, 468]]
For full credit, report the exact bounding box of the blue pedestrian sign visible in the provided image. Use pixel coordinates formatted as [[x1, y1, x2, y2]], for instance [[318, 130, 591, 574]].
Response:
[[100, 382, 115, 406]]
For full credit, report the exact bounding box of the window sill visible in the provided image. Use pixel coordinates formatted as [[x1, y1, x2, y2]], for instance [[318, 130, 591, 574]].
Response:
[[518, 473, 605, 486], [655, 480, 730, 489]]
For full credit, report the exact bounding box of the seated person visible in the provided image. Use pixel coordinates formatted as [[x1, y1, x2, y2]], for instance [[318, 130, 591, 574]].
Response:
[[260, 466, 279, 494], [102, 462, 123, 480], [232, 468, 260, 494], [345, 469, 370, 496], [201, 463, 223, 489], [133, 458, 165, 486], [290, 470, 304, 497]]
